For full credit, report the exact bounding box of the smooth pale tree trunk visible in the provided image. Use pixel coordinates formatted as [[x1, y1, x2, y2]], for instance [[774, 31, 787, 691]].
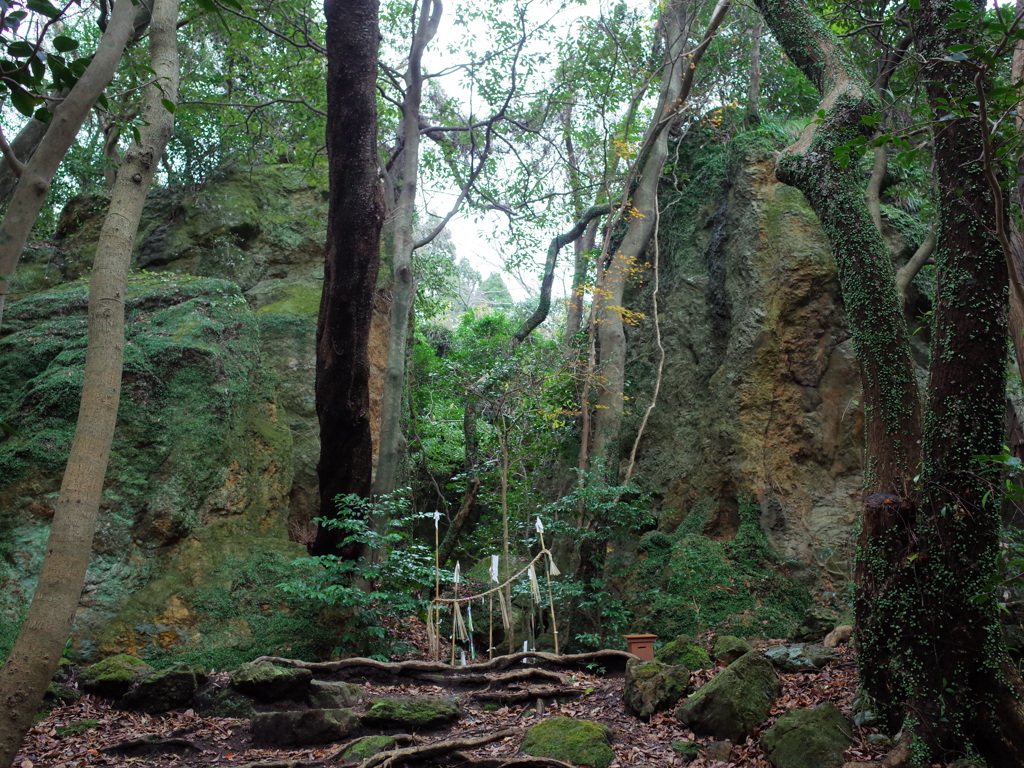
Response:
[[0, 0, 179, 761], [0, 0, 139, 326], [310, 0, 383, 556], [373, 0, 442, 498], [0, 118, 48, 202], [590, 0, 731, 480]]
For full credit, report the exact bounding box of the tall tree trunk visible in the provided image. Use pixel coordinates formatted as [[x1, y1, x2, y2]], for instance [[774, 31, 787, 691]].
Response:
[[0, 118, 48, 203], [0, 0, 179, 761], [858, 0, 1024, 761], [0, 0, 139, 326], [753, 0, 1024, 760], [311, 0, 384, 556], [745, 19, 763, 126], [374, 0, 442, 498], [590, 0, 730, 480]]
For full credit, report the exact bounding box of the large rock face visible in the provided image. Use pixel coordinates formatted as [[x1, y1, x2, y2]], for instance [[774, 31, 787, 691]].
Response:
[[629, 129, 874, 574], [0, 164, 387, 663]]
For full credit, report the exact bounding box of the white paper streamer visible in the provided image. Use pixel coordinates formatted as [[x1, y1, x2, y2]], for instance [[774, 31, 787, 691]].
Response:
[[490, 554, 499, 583], [434, 510, 440, 529], [535, 517, 544, 534], [454, 561, 461, 585], [528, 564, 541, 603]]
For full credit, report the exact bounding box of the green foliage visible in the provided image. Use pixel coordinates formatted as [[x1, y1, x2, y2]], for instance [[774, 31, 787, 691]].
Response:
[[279, 492, 439, 659], [624, 499, 810, 639], [142, 548, 334, 670]]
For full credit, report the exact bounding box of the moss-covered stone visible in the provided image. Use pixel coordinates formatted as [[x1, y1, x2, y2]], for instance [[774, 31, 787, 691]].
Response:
[[54, 719, 99, 737], [231, 661, 313, 702], [519, 716, 615, 768], [308, 680, 363, 709], [77, 654, 153, 698], [713, 635, 754, 665], [675, 650, 780, 742], [342, 735, 397, 762], [123, 663, 203, 712], [361, 696, 461, 728], [656, 636, 713, 670], [622, 658, 691, 719], [761, 703, 852, 768], [251, 708, 358, 747], [192, 685, 257, 718], [764, 643, 839, 672], [44, 682, 81, 705], [789, 607, 838, 642]]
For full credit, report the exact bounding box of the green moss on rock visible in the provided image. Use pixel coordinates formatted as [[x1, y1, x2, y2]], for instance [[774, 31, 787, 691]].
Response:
[[361, 696, 461, 728], [656, 636, 713, 670], [78, 654, 153, 698], [342, 735, 397, 762], [713, 635, 754, 665], [761, 703, 853, 768], [623, 658, 691, 719], [675, 650, 780, 742], [520, 716, 615, 768]]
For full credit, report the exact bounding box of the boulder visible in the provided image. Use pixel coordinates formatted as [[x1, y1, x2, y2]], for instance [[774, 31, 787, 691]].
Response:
[[342, 735, 398, 762], [231, 661, 313, 702], [713, 635, 754, 665], [44, 682, 81, 705], [308, 680, 363, 709], [361, 696, 461, 728], [123, 663, 204, 712], [764, 643, 840, 673], [823, 625, 853, 648], [193, 685, 257, 718], [790, 607, 838, 643], [622, 659, 691, 719], [520, 716, 615, 768], [77, 654, 153, 698], [655, 635, 713, 670], [250, 708, 358, 747], [761, 703, 853, 768], [675, 650, 780, 742]]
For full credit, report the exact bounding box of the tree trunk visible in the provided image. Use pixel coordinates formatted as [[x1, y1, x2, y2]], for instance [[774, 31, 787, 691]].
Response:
[[856, 0, 1024, 761], [0, 0, 139, 326], [753, 0, 1024, 760], [0, 0, 179, 761], [0, 118, 48, 203], [311, 0, 384, 556], [745, 19, 763, 126], [374, 0, 442, 498]]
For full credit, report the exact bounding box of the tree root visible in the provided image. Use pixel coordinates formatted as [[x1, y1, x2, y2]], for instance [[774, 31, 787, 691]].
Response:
[[470, 684, 584, 705], [253, 650, 632, 684], [360, 728, 520, 767]]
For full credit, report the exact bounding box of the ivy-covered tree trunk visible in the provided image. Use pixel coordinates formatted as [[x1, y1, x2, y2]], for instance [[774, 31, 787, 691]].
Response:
[[754, 0, 1024, 761], [0, 0, 180, 760], [311, 0, 383, 555]]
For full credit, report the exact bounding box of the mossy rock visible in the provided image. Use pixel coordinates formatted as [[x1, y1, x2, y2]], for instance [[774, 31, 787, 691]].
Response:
[[361, 696, 461, 728], [789, 607, 838, 643], [713, 635, 753, 665], [122, 663, 204, 713], [308, 680, 363, 709], [78, 654, 153, 698], [675, 650, 780, 742], [193, 685, 257, 718], [342, 735, 397, 762], [44, 682, 80, 705], [251, 708, 358, 747], [622, 659, 691, 719], [520, 716, 614, 768], [764, 643, 840, 673], [655, 635, 713, 670], [231, 661, 313, 702], [761, 703, 853, 768], [55, 719, 99, 737]]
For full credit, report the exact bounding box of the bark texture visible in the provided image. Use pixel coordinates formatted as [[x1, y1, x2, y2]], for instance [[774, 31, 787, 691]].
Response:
[[311, 0, 383, 555], [754, 0, 1024, 760], [0, 0, 179, 761], [374, 0, 442, 497]]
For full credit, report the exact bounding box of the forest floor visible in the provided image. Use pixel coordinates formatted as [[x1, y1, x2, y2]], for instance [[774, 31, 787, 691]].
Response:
[[14, 627, 910, 768]]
